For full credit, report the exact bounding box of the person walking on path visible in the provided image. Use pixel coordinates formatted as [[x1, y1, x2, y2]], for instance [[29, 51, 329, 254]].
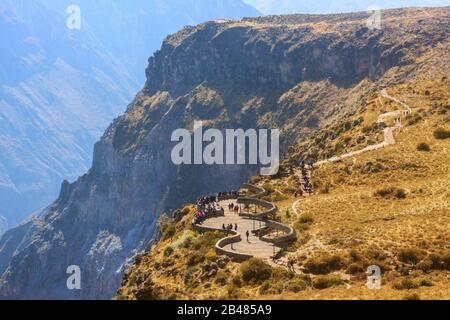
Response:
[[234, 224, 238, 231], [246, 230, 250, 242]]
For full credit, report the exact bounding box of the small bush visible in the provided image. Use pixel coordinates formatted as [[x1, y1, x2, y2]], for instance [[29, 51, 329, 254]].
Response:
[[262, 184, 275, 194], [319, 184, 331, 194], [416, 143, 431, 152], [259, 280, 271, 295], [419, 279, 433, 287], [231, 275, 242, 288], [403, 293, 421, 300], [374, 187, 407, 199], [433, 127, 450, 139], [346, 263, 365, 275], [250, 176, 262, 184], [226, 283, 241, 299], [162, 223, 176, 240], [284, 278, 308, 293], [163, 246, 174, 257], [304, 254, 345, 275], [192, 231, 225, 250], [294, 214, 314, 231], [215, 270, 228, 286], [393, 278, 419, 290], [397, 248, 425, 264], [416, 259, 433, 272], [240, 258, 272, 284], [313, 275, 343, 289], [183, 267, 198, 286], [427, 253, 450, 270], [187, 252, 205, 266], [298, 214, 314, 225]]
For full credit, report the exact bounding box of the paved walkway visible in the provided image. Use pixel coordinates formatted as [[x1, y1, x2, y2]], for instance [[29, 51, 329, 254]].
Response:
[[316, 90, 411, 166], [201, 199, 281, 259]]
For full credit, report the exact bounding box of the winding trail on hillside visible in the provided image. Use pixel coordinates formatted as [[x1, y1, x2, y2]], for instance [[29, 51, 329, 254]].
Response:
[[315, 90, 412, 166], [194, 185, 296, 262]]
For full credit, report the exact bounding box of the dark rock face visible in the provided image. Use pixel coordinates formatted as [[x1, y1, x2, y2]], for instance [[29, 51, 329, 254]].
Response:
[[0, 7, 448, 299]]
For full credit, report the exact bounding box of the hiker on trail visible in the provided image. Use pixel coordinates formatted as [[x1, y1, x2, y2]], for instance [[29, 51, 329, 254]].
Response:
[[246, 230, 250, 242], [234, 205, 239, 214], [235, 224, 238, 231], [222, 224, 226, 230]]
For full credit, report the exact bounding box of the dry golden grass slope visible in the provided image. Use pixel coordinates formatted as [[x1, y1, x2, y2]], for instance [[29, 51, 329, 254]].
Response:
[[117, 68, 449, 300]]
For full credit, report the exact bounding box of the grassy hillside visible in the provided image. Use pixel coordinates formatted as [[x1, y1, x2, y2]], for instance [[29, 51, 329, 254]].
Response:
[[117, 62, 449, 300]]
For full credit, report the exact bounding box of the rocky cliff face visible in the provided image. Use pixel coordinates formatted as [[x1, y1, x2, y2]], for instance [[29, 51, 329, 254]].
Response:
[[0, 7, 448, 299]]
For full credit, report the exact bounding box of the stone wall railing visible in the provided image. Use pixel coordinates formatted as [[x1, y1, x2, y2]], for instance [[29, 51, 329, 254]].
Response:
[[215, 232, 253, 262], [237, 197, 277, 219], [239, 184, 296, 245], [193, 183, 296, 262], [192, 224, 253, 262], [260, 220, 296, 244], [241, 183, 267, 199]]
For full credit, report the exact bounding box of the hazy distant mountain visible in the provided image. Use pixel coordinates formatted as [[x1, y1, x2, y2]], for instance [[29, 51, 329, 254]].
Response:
[[0, 0, 136, 229], [0, 216, 6, 236], [0, 0, 260, 232], [243, 0, 450, 14], [37, 0, 261, 83]]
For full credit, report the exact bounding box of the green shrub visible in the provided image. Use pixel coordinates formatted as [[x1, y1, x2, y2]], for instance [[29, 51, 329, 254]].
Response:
[[393, 278, 419, 290], [259, 280, 271, 295], [163, 246, 174, 257], [215, 270, 228, 286], [134, 278, 158, 300], [187, 252, 205, 266], [231, 275, 242, 288], [419, 279, 433, 287], [304, 254, 345, 275], [433, 127, 450, 139], [319, 184, 331, 194], [313, 275, 343, 289], [397, 248, 425, 264], [346, 263, 365, 275], [298, 214, 314, 225], [416, 143, 431, 152], [284, 278, 308, 293], [250, 176, 262, 184], [192, 231, 225, 250], [374, 187, 407, 199], [262, 184, 275, 194], [240, 258, 272, 284], [407, 114, 423, 126], [427, 253, 450, 270], [183, 267, 198, 286], [403, 293, 421, 300], [162, 223, 176, 240]]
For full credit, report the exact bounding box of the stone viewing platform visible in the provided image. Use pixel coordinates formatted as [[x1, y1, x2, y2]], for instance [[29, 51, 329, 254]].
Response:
[[193, 185, 296, 262]]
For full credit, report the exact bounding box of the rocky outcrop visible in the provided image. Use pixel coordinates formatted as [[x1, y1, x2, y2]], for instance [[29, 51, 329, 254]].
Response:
[[0, 7, 448, 299]]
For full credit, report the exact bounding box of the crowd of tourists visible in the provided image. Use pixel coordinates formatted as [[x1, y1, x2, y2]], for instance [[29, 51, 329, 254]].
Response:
[[192, 190, 241, 226], [300, 158, 315, 195], [227, 202, 240, 214]]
